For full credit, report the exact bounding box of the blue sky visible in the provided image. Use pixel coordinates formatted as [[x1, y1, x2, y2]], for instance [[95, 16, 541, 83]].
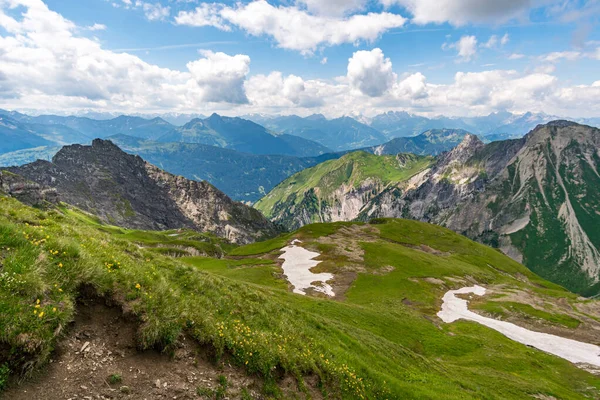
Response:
[[0, 0, 599, 117]]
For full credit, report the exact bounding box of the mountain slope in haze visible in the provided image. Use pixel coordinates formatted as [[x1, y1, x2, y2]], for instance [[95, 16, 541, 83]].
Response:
[[255, 151, 433, 230], [360, 121, 600, 296], [0, 146, 61, 167], [369, 111, 565, 139], [259, 114, 387, 151], [107, 135, 339, 202], [2, 110, 177, 141], [0, 115, 56, 153], [365, 128, 471, 156], [159, 113, 331, 157], [5, 139, 278, 244], [2, 192, 599, 399]]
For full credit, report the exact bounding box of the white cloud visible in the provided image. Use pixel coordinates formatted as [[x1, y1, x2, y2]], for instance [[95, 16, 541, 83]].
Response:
[[482, 33, 508, 49], [187, 51, 250, 104], [392, 72, 428, 99], [173, 3, 231, 31], [176, 1, 407, 54], [444, 35, 478, 62], [540, 51, 581, 62], [245, 72, 326, 108], [1, 2, 600, 119], [0, 0, 250, 112], [347, 48, 396, 97], [380, 0, 535, 25], [142, 2, 170, 21], [482, 35, 498, 48], [85, 23, 107, 31], [296, 0, 367, 16], [320, 57, 328, 64], [508, 53, 525, 59]]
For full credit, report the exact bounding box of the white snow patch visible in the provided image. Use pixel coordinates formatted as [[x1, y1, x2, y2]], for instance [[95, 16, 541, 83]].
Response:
[[279, 242, 335, 297], [438, 285, 600, 367]]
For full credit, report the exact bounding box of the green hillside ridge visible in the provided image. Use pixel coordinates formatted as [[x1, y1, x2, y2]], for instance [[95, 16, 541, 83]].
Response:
[[256, 151, 433, 221], [1, 194, 599, 398]]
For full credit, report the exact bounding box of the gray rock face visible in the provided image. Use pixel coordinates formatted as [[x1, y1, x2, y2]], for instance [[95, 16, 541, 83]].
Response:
[[361, 122, 600, 296], [6, 139, 279, 244], [0, 170, 58, 206]]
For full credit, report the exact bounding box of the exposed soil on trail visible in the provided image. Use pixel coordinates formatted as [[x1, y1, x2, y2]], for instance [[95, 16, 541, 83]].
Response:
[[1, 294, 315, 400]]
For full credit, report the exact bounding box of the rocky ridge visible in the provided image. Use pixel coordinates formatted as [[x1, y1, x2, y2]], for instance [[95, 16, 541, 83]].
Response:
[[5, 139, 278, 244], [360, 121, 600, 295]]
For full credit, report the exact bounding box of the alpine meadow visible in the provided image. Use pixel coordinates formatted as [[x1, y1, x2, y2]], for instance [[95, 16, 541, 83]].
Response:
[[1, 1, 600, 399]]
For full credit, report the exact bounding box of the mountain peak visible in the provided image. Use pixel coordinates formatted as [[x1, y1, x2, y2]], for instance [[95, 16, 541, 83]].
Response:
[[207, 113, 223, 121], [456, 133, 484, 149], [305, 113, 327, 121], [9, 141, 279, 244]]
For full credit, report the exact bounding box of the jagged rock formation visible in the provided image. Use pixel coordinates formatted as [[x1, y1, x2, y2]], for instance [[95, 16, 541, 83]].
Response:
[[360, 121, 600, 296], [6, 139, 279, 244], [0, 170, 58, 206], [256, 121, 600, 295]]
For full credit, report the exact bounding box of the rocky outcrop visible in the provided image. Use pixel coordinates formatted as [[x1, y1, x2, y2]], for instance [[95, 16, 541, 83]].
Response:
[[361, 121, 600, 296], [255, 152, 433, 231], [0, 170, 58, 206], [6, 139, 279, 244]]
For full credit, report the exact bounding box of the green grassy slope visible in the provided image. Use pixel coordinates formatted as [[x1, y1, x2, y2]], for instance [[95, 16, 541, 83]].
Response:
[[255, 152, 432, 224], [1, 195, 599, 398]]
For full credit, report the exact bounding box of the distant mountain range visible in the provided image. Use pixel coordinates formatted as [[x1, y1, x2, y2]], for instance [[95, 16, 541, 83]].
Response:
[[0, 129, 471, 203], [251, 114, 388, 151], [0, 110, 330, 158], [158, 113, 331, 156]]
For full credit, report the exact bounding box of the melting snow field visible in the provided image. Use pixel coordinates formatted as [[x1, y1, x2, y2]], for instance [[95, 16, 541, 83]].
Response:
[[438, 285, 600, 368], [279, 240, 335, 297]]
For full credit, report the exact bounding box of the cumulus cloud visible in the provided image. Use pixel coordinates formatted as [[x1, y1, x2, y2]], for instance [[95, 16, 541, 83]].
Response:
[[347, 48, 396, 97], [392, 73, 428, 100], [174, 3, 231, 30], [0, 0, 251, 112], [508, 53, 525, 60], [444, 35, 478, 62], [142, 2, 170, 21], [187, 51, 250, 104], [380, 0, 536, 25], [175, 1, 407, 54], [245, 72, 325, 108], [296, 0, 367, 16], [1, 2, 600, 119]]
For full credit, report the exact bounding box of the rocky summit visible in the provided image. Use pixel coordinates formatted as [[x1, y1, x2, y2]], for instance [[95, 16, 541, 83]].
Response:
[[360, 121, 600, 296], [5, 139, 279, 244]]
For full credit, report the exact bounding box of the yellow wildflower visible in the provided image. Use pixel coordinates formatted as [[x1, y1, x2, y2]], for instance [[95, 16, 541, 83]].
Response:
[[135, 283, 141, 290], [38, 312, 44, 318]]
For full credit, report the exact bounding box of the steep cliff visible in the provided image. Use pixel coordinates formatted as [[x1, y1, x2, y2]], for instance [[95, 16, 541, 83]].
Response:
[[361, 122, 600, 295]]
